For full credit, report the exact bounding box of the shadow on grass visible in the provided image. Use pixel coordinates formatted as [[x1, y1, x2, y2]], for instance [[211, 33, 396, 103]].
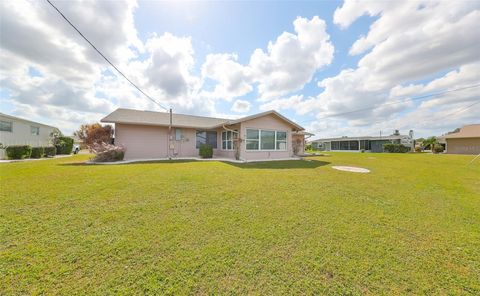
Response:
[[223, 159, 330, 169], [57, 159, 199, 166]]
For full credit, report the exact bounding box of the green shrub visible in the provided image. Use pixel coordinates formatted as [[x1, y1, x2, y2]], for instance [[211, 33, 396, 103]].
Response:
[[55, 136, 74, 155], [30, 147, 45, 158], [433, 144, 445, 154], [199, 144, 213, 158], [6, 145, 32, 159], [415, 146, 422, 153], [383, 143, 410, 153], [44, 146, 57, 157]]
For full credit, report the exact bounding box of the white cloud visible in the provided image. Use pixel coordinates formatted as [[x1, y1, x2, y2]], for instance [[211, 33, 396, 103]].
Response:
[[250, 16, 334, 100], [302, 1, 480, 138], [0, 0, 145, 134], [201, 53, 252, 100], [201, 16, 334, 101], [231, 100, 251, 113]]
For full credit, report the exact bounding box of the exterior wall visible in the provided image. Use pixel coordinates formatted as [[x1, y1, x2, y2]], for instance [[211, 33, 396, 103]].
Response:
[[115, 115, 302, 161], [0, 116, 55, 147], [446, 138, 480, 155], [171, 127, 198, 157], [115, 123, 169, 160], [116, 124, 239, 160], [0, 115, 56, 159], [239, 114, 294, 161]]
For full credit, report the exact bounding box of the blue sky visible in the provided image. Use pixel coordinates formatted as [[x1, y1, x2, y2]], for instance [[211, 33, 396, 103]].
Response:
[[134, 1, 368, 113], [1, 0, 479, 137]]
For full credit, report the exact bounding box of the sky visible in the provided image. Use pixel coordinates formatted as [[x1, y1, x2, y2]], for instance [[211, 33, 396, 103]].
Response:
[[0, 0, 479, 138]]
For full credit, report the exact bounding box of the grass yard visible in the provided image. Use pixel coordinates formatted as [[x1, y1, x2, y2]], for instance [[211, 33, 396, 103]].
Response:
[[1, 153, 479, 294]]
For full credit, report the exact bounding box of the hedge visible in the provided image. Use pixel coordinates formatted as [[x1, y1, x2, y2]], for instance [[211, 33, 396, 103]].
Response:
[[383, 143, 411, 153], [44, 146, 57, 157], [433, 145, 445, 154], [55, 136, 74, 155], [199, 144, 213, 158], [6, 145, 32, 159], [30, 147, 45, 159]]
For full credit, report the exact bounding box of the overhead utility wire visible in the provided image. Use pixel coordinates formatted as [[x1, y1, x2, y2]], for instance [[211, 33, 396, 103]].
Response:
[[442, 99, 480, 118], [45, 0, 169, 111], [299, 83, 480, 124]]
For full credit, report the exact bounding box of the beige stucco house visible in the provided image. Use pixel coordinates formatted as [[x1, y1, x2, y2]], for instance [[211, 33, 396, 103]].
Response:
[[101, 108, 311, 161], [441, 124, 480, 155]]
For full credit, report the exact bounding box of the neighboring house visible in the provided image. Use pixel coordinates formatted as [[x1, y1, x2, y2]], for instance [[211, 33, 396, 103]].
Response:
[[310, 132, 414, 153], [439, 124, 480, 155], [0, 113, 58, 159], [101, 108, 310, 161]]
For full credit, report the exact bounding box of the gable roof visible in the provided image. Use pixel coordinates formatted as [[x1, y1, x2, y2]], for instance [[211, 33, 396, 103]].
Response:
[[101, 108, 305, 131], [101, 108, 229, 129], [0, 112, 57, 129], [443, 124, 480, 139], [224, 110, 304, 131]]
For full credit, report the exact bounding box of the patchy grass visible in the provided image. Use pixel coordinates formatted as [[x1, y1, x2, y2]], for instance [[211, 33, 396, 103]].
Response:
[[1, 153, 479, 294]]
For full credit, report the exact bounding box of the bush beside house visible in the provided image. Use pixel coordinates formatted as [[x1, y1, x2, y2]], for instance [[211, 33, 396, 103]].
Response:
[[199, 144, 213, 158], [433, 145, 445, 154], [6, 145, 32, 159], [383, 143, 411, 153], [44, 146, 57, 157], [30, 147, 45, 158], [55, 136, 74, 155]]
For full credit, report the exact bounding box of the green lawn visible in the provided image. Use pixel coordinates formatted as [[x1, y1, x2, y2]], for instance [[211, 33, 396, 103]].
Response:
[[1, 153, 479, 294]]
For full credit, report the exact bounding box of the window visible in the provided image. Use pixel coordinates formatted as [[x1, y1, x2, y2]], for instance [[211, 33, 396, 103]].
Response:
[[31, 126, 40, 136], [0, 121, 12, 132], [276, 131, 287, 151], [222, 130, 237, 150], [196, 131, 217, 148], [246, 129, 288, 151], [175, 128, 182, 140], [261, 130, 275, 150], [246, 129, 259, 150]]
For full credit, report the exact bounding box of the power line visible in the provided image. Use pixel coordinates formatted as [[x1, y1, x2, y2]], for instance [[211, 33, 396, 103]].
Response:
[[45, 0, 169, 111], [442, 99, 480, 118], [299, 83, 480, 124]]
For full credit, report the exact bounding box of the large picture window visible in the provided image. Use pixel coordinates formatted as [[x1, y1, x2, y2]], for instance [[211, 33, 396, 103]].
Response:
[[221, 130, 237, 150], [246, 129, 287, 151], [196, 131, 217, 148]]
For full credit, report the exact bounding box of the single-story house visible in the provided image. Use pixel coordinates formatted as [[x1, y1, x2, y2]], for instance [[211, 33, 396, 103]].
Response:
[[101, 108, 311, 161], [310, 132, 414, 153], [440, 124, 480, 155], [0, 113, 58, 159]]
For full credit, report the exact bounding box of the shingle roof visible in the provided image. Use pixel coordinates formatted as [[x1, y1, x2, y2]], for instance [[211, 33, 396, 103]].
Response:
[[443, 124, 480, 139], [101, 108, 305, 130], [101, 108, 230, 129]]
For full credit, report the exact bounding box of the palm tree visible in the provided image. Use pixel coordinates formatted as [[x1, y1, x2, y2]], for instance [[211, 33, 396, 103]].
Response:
[[423, 136, 437, 151]]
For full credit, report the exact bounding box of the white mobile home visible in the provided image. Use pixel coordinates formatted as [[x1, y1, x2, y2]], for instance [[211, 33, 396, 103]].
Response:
[[0, 113, 58, 158]]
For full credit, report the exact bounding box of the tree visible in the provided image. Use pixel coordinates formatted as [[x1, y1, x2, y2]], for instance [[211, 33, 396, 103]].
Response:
[[422, 136, 437, 150], [74, 123, 113, 149], [49, 128, 64, 146]]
